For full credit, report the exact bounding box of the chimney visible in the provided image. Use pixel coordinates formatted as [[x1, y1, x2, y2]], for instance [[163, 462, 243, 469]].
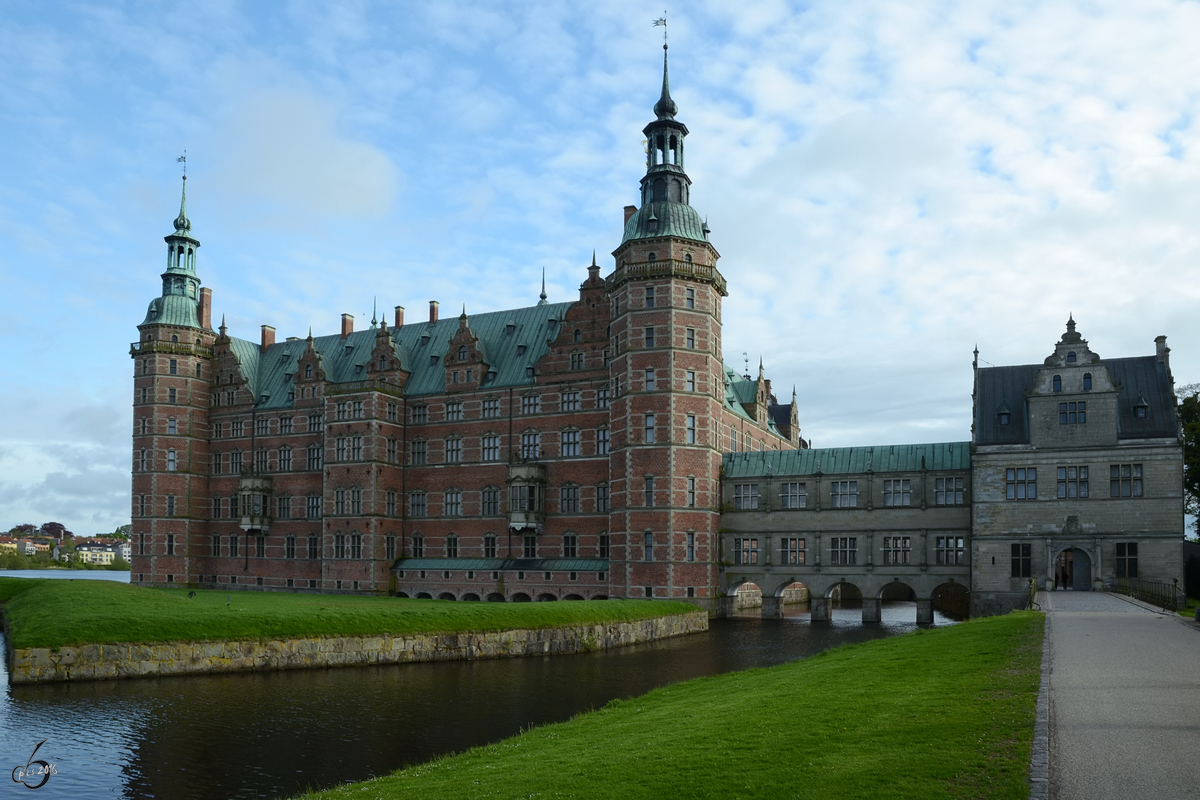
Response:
[[341, 313, 354, 338], [199, 287, 212, 330], [429, 301, 439, 323], [260, 325, 275, 352], [624, 205, 637, 224], [1156, 335, 1170, 368], [394, 305, 405, 328]]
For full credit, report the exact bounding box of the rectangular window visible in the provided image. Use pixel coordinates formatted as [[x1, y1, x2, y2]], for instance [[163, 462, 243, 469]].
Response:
[[386, 438, 397, 464], [307, 495, 322, 519], [780, 482, 807, 509], [829, 537, 857, 565], [280, 416, 294, 434], [349, 488, 362, 515], [645, 327, 655, 348], [210, 497, 220, 519], [256, 417, 269, 436], [563, 533, 578, 558], [307, 445, 322, 470], [511, 485, 539, 513], [686, 370, 696, 392], [167, 418, 177, 434], [446, 438, 462, 463], [386, 489, 397, 516], [255, 448, 268, 473], [382, 534, 395, 560], [411, 440, 427, 465], [882, 536, 911, 564], [334, 534, 346, 559], [352, 400, 364, 419], [308, 535, 318, 559], [1110, 464, 1143, 497], [597, 388, 610, 409], [644, 476, 654, 506], [831, 480, 858, 508], [883, 479, 911, 507], [645, 287, 655, 308], [521, 432, 541, 459], [1059, 401, 1086, 424], [446, 400, 463, 421], [445, 490, 462, 516], [644, 531, 654, 561], [1011, 542, 1032, 577], [560, 485, 580, 513], [562, 391, 580, 411], [1057, 466, 1089, 498], [336, 402, 349, 421], [937, 536, 966, 566], [166, 534, 175, 555], [686, 532, 696, 562], [645, 413, 655, 443], [483, 535, 497, 558], [229, 535, 239, 558], [211, 534, 221, 557], [411, 405, 428, 424], [570, 352, 584, 370], [166, 495, 176, 516], [1005, 468, 1037, 500], [284, 535, 296, 559], [562, 430, 580, 457], [597, 428, 610, 455], [686, 328, 695, 349], [935, 477, 965, 505], [482, 487, 500, 515], [733, 484, 760, 510], [167, 450, 177, 471], [278, 447, 292, 471], [781, 537, 806, 565], [521, 394, 541, 415], [211, 452, 221, 474], [1115, 542, 1138, 578], [410, 492, 427, 517], [645, 369, 656, 391], [336, 437, 347, 462], [523, 535, 537, 558], [482, 397, 500, 418], [686, 415, 696, 444], [334, 488, 346, 515], [482, 435, 500, 462], [386, 403, 397, 423], [308, 413, 324, 432], [599, 532, 610, 559], [596, 485, 610, 513], [687, 477, 696, 507], [685, 288, 695, 309], [733, 537, 759, 565], [350, 436, 362, 461], [168, 388, 177, 403], [255, 536, 266, 558], [277, 495, 291, 519], [169, 358, 178, 375]]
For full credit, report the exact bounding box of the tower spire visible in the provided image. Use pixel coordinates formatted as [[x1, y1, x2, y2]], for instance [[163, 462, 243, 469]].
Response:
[[654, 42, 678, 120], [538, 268, 548, 305]]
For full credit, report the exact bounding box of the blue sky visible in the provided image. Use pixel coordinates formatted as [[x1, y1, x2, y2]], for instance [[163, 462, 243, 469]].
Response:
[[2, 0, 1199, 536]]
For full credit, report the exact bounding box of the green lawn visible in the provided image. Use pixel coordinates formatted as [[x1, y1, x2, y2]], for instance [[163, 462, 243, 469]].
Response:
[[300, 612, 1044, 800], [0, 578, 697, 650]]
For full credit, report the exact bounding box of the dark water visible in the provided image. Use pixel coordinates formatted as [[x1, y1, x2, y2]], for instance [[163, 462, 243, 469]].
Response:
[[1, 600, 953, 799]]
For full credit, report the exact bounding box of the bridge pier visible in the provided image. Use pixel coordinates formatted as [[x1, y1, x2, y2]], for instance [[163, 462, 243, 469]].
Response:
[[716, 596, 736, 617], [916, 599, 933, 624], [861, 598, 881, 623], [761, 596, 783, 619], [810, 597, 830, 622]]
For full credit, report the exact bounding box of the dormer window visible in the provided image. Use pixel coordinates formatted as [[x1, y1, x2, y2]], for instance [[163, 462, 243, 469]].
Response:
[[379, 355, 387, 370], [355, 365, 363, 375], [305, 365, 313, 379], [506, 323, 515, 336], [1135, 406, 1148, 419], [430, 355, 439, 366], [458, 346, 468, 362], [517, 345, 527, 356], [1053, 375, 1062, 393], [421, 334, 430, 345], [1134, 396, 1149, 419], [573, 329, 581, 343], [1067, 351, 1077, 363], [1083, 373, 1092, 391]]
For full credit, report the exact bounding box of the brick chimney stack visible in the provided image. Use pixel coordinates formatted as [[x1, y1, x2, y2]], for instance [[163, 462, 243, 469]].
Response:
[[199, 287, 212, 330], [341, 314, 354, 338], [429, 301, 439, 323], [1156, 335, 1170, 369], [624, 205, 637, 224], [394, 305, 405, 328], [260, 325, 275, 351]]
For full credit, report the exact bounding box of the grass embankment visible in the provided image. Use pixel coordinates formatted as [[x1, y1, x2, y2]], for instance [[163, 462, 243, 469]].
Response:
[[301, 612, 1044, 800], [0, 578, 696, 651]]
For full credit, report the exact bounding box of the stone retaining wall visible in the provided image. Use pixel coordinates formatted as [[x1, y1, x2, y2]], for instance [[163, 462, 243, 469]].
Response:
[[5, 611, 708, 684]]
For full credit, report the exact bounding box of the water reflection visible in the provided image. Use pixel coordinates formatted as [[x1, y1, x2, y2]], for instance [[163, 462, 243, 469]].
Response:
[[1, 601, 952, 799]]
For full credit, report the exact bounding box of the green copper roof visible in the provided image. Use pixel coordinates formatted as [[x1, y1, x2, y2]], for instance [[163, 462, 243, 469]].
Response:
[[723, 442, 971, 478], [227, 300, 576, 409], [620, 200, 708, 245], [141, 294, 202, 328]]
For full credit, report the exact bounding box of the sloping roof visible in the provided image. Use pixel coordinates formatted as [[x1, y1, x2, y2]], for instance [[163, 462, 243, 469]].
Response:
[[141, 294, 203, 328], [620, 200, 708, 245], [723, 442, 971, 478], [229, 301, 575, 409], [975, 356, 1177, 444]]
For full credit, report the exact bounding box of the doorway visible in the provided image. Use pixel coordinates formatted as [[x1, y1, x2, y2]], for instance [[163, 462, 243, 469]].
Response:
[[1055, 548, 1092, 591]]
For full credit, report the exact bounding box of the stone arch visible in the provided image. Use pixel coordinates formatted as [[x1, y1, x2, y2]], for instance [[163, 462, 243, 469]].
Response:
[[726, 580, 763, 612], [486, 592, 506, 602], [511, 592, 532, 602], [770, 580, 810, 604], [461, 593, 481, 602], [437, 592, 456, 601], [563, 594, 584, 601], [591, 595, 608, 600], [536, 592, 557, 602], [878, 581, 916, 602], [1054, 546, 1093, 591], [395, 592, 410, 599], [931, 581, 970, 620], [416, 592, 433, 599]]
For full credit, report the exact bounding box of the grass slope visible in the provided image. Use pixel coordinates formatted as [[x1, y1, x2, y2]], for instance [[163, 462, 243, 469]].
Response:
[[0, 578, 696, 650], [302, 612, 1043, 800]]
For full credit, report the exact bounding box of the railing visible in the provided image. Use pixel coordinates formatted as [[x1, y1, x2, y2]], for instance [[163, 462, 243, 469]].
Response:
[[1115, 577, 1180, 611], [606, 258, 728, 296], [325, 378, 404, 397], [130, 340, 214, 358], [1028, 578, 1039, 610]]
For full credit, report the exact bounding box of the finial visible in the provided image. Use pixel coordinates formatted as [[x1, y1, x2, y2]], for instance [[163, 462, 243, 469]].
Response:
[[538, 268, 548, 305], [307, 326, 313, 343], [591, 249, 597, 267], [371, 297, 378, 329], [219, 314, 227, 336], [652, 18, 678, 121], [1066, 313, 1076, 334], [173, 166, 191, 234], [461, 303, 468, 319]]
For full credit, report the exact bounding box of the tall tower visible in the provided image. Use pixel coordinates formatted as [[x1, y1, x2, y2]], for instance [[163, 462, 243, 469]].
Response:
[[130, 176, 215, 586], [607, 45, 727, 606]]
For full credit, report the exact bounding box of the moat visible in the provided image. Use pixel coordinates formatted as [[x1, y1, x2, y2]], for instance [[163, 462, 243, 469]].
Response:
[[0, 589, 954, 800]]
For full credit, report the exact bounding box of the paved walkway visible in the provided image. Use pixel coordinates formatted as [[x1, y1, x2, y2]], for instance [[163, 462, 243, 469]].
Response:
[[1039, 591, 1200, 800]]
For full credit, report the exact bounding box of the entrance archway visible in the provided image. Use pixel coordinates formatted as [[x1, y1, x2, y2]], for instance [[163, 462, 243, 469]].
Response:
[[931, 582, 970, 619], [1055, 548, 1093, 591]]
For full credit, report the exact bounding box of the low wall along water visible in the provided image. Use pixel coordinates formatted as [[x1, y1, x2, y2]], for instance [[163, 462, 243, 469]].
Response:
[[6, 611, 708, 684]]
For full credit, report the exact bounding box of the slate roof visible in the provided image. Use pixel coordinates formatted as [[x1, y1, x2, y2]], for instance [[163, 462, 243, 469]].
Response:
[[723, 442, 971, 478], [974, 356, 1177, 444], [620, 199, 709, 245], [226, 301, 575, 409]]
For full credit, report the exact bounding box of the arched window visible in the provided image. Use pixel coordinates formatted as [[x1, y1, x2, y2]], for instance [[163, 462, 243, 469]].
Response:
[[379, 355, 387, 370], [684, 253, 692, 263], [305, 364, 313, 379], [1083, 373, 1092, 391], [653, 177, 666, 200], [647, 252, 656, 262], [1053, 375, 1062, 393], [1067, 351, 1077, 363], [458, 346, 468, 362], [171, 335, 179, 343], [573, 329, 582, 343]]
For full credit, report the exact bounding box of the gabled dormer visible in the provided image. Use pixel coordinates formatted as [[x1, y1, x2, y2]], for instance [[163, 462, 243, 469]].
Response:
[[444, 307, 489, 393]]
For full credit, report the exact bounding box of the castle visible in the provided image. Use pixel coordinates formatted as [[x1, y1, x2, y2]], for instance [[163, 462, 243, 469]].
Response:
[[130, 50, 1184, 616]]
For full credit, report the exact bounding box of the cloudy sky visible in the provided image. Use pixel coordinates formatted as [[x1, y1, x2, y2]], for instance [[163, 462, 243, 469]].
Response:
[[1, 0, 1198, 536]]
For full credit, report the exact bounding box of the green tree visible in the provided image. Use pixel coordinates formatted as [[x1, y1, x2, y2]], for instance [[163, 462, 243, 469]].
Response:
[[1178, 383, 1200, 537], [111, 524, 132, 540]]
